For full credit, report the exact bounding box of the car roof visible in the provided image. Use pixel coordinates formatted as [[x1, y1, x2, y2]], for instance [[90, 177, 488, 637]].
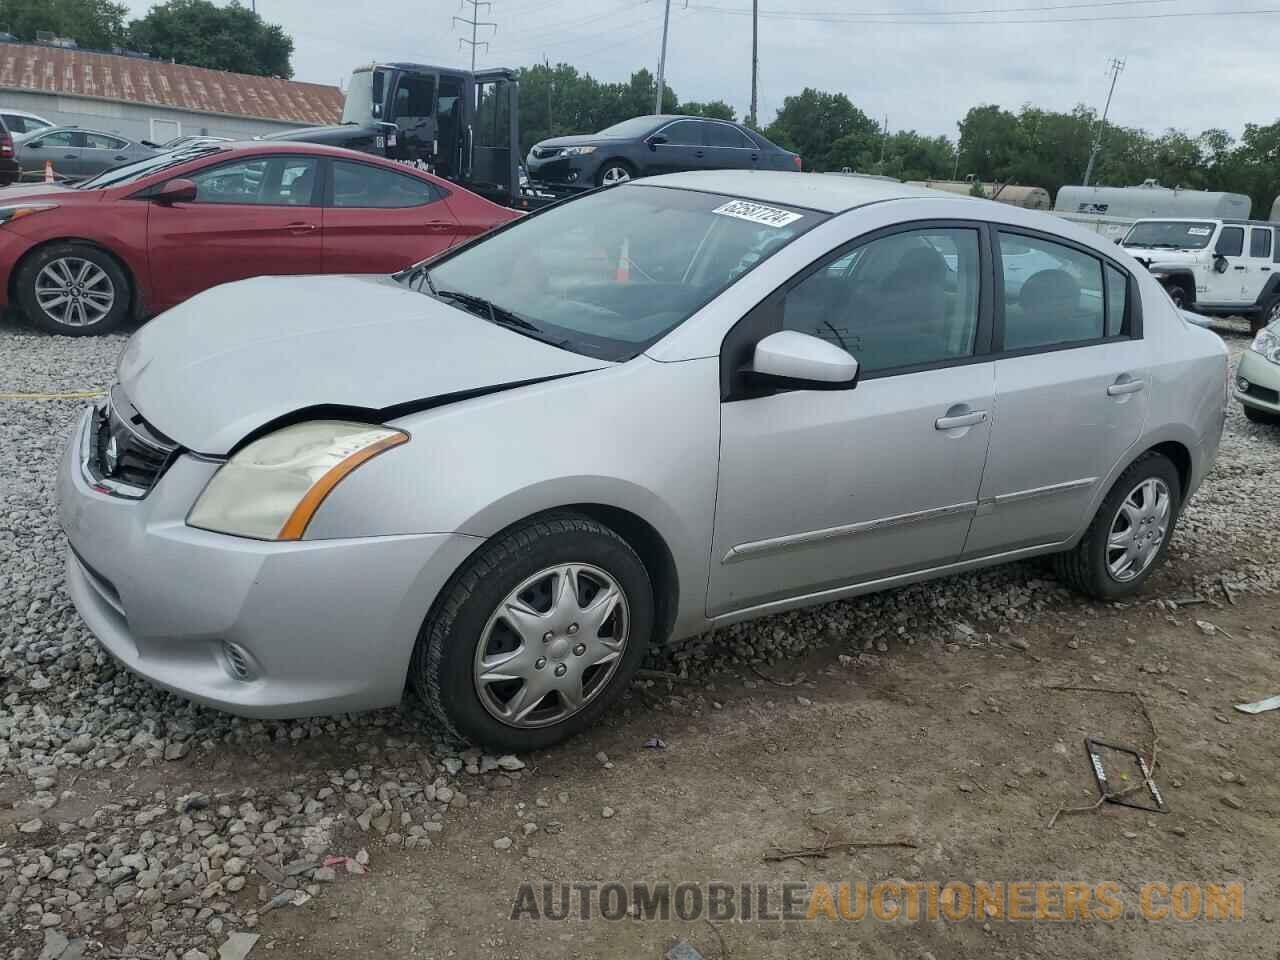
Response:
[[632, 169, 945, 213], [1, 109, 50, 120]]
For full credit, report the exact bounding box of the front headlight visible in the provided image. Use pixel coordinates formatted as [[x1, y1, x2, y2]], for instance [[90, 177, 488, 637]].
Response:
[[560, 146, 597, 157], [188, 421, 407, 540], [1251, 328, 1280, 365], [0, 203, 57, 226]]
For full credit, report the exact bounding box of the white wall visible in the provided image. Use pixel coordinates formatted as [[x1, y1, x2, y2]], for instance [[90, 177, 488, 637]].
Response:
[[0, 89, 314, 143]]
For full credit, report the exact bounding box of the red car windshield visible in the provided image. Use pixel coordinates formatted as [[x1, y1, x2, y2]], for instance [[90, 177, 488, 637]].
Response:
[[77, 145, 225, 190]]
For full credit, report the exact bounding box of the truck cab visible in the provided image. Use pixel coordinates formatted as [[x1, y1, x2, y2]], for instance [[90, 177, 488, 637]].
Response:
[[1121, 217, 1280, 332], [273, 63, 523, 207]]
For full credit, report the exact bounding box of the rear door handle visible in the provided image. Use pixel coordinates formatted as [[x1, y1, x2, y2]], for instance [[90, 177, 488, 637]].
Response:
[[283, 222, 318, 234], [695, 150, 705, 158], [935, 410, 988, 430], [1107, 378, 1146, 396], [114, 154, 127, 160], [1262, 267, 1272, 272]]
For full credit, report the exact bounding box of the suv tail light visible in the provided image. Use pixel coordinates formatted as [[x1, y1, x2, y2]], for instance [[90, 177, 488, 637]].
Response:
[[793, 155, 802, 170], [0, 132, 12, 159]]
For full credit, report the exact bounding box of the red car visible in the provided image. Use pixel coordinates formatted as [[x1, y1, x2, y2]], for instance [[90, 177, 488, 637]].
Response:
[[0, 141, 519, 335]]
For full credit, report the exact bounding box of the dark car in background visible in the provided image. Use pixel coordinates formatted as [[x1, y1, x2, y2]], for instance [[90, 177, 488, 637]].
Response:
[[0, 116, 18, 186], [526, 115, 801, 190]]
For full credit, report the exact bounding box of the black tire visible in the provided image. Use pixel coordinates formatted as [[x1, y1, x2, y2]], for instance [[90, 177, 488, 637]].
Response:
[[1054, 452, 1182, 601], [411, 513, 654, 750], [1243, 404, 1280, 424], [1254, 294, 1280, 335], [16, 242, 131, 336], [595, 160, 635, 188]]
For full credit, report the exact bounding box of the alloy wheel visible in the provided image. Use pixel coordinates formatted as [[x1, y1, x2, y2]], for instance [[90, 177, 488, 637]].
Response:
[[600, 166, 631, 186], [35, 258, 115, 328], [473, 563, 629, 728], [1106, 477, 1171, 582]]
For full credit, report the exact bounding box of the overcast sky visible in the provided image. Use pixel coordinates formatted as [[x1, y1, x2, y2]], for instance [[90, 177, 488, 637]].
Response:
[[122, 0, 1280, 141]]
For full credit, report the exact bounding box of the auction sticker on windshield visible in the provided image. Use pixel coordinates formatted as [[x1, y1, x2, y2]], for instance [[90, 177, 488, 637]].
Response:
[[712, 200, 804, 228], [1187, 226, 1213, 236]]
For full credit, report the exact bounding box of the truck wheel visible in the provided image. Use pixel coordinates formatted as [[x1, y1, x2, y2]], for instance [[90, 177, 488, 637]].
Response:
[[596, 161, 635, 187], [1255, 294, 1280, 334]]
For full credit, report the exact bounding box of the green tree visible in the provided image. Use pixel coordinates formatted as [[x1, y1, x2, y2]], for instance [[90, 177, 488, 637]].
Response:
[[0, 0, 128, 49], [127, 0, 293, 77], [677, 100, 736, 121], [765, 88, 880, 171]]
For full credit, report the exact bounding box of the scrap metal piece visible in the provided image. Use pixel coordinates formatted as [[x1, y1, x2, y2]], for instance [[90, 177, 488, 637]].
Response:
[[1234, 695, 1280, 715], [1085, 737, 1168, 814]]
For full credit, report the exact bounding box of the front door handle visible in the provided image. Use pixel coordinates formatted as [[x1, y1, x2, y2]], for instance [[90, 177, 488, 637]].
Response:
[[935, 410, 988, 430], [63, 153, 76, 159], [114, 154, 128, 160], [695, 150, 705, 158], [282, 222, 318, 234], [1233, 265, 1247, 271], [1107, 377, 1146, 397]]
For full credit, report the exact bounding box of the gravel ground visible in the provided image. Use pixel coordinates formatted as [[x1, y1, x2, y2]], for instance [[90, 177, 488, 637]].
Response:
[[1, 315, 1276, 958]]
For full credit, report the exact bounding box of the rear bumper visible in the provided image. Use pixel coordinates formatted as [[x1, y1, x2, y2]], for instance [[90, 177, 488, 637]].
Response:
[[58, 408, 482, 718]]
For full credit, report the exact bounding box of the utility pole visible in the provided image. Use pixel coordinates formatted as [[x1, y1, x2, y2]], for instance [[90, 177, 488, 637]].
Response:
[[545, 55, 553, 137], [453, 0, 497, 72], [748, 0, 758, 127], [1082, 57, 1125, 187], [654, 0, 672, 115], [879, 114, 888, 169]]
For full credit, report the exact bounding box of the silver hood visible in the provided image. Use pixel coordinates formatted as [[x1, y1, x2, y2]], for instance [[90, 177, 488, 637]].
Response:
[[117, 274, 607, 455]]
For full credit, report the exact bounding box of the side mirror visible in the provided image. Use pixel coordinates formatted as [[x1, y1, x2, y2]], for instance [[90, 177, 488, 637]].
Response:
[[748, 330, 859, 390], [26, 140, 41, 149], [155, 178, 197, 204], [372, 102, 383, 119], [1213, 255, 1230, 274], [646, 133, 668, 148]]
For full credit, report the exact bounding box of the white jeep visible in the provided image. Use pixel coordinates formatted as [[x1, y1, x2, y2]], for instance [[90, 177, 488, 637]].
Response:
[[1119, 218, 1280, 333]]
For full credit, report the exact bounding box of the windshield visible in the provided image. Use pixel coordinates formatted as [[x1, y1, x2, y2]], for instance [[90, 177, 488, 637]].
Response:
[[76, 145, 223, 189], [406, 186, 824, 361], [1122, 220, 1216, 250], [342, 68, 378, 125], [595, 116, 663, 139]]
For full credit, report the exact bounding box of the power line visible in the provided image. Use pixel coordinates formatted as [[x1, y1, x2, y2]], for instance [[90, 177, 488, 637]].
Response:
[[685, 2, 1280, 24], [689, 0, 1181, 18], [453, 0, 498, 71], [490, 8, 664, 58]]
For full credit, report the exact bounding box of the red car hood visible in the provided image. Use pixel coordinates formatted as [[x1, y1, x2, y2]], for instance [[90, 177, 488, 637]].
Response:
[[0, 182, 92, 202]]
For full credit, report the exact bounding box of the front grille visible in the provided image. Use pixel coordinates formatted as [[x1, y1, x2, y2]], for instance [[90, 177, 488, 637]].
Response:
[[88, 386, 178, 496], [1244, 382, 1280, 404]]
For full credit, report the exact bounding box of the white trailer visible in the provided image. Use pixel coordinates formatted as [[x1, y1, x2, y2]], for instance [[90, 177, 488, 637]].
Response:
[[1054, 180, 1253, 238]]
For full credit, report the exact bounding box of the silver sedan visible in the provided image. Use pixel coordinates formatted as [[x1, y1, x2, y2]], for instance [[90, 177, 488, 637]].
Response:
[[57, 171, 1228, 749]]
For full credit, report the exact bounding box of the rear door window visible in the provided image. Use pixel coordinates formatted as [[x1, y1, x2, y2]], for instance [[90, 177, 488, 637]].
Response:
[[998, 232, 1106, 350], [1250, 227, 1272, 259], [705, 123, 750, 148], [330, 160, 443, 208]]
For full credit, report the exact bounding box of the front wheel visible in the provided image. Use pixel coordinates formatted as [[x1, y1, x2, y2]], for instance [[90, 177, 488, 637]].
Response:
[[16, 242, 130, 336], [1253, 294, 1280, 335], [596, 161, 635, 187], [411, 514, 653, 750], [1054, 452, 1181, 600]]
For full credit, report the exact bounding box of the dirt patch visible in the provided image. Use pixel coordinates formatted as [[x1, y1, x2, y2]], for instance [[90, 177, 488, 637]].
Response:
[[257, 591, 1280, 959]]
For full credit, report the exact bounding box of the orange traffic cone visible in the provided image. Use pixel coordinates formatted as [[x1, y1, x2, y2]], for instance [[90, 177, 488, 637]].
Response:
[[43, 160, 54, 184], [615, 237, 630, 284]]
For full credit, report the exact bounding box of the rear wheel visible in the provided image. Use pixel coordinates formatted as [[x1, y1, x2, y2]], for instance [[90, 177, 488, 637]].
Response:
[[1054, 452, 1181, 600], [411, 513, 653, 750], [596, 161, 635, 187], [16, 242, 130, 336]]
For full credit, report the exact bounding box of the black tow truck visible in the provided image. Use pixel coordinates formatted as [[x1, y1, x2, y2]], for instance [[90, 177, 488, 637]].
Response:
[[270, 62, 551, 210]]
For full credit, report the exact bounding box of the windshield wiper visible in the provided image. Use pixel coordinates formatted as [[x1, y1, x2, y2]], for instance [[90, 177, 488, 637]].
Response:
[[433, 289, 570, 348]]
